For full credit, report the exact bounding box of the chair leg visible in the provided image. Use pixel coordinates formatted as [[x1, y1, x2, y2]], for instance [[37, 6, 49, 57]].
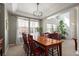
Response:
[[26, 48, 29, 56], [0, 49, 2, 56], [52, 48, 54, 56], [52, 46, 59, 56], [57, 46, 59, 56], [26, 46, 30, 56], [29, 51, 35, 56]]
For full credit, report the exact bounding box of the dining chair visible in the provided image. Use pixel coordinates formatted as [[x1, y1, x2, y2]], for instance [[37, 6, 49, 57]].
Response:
[[48, 32, 61, 40], [48, 33, 53, 38], [48, 32, 60, 56], [43, 32, 50, 37], [54, 32, 61, 40], [28, 34, 44, 56], [22, 33, 30, 56]]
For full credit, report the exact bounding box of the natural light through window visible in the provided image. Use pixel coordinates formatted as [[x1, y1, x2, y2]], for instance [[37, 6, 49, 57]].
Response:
[[47, 24, 52, 32], [61, 12, 70, 27]]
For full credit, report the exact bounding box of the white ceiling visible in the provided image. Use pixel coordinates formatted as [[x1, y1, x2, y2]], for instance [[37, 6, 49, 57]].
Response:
[[5, 3, 79, 19]]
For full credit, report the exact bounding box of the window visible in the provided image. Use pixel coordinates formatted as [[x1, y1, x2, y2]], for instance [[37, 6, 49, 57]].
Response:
[[30, 21, 39, 33], [46, 23, 52, 33], [53, 24, 57, 31], [58, 12, 70, 27], [18, 18, 29, 34], [17, 17, 29, 44], [17, 17, 40, 44], [30, 19, 40, 40]]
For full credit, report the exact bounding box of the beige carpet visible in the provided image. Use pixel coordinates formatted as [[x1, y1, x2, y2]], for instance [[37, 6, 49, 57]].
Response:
[[5, 39, 79, 56], [5, 44, 26, 56]]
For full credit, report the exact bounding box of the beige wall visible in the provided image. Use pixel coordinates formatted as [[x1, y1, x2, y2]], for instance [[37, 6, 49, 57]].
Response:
[[77, 6, 79, 40], [8, 13, 17, 44], [70, 8, 77, 39]]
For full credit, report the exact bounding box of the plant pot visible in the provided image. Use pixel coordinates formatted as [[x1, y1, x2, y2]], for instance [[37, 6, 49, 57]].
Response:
[[60, 35, 66, 39]]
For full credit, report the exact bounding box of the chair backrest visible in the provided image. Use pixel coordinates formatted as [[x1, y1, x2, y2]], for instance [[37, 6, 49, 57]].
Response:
[[22, 33, 27, 44], [48, 33, 53, 38], [43, 32, 50, 37], [0, 37, 3, 49], [52, 32, 61, 40], [48, 32, 61, 40], [28, 34, 35, 51]]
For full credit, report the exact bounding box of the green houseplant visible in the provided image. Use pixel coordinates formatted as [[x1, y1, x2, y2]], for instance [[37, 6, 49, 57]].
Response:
[[57, 20, 68, 39], [36, 27, 43, 35]]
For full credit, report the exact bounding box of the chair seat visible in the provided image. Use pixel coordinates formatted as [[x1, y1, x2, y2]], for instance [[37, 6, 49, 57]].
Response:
[[34, 47, 43, 55]]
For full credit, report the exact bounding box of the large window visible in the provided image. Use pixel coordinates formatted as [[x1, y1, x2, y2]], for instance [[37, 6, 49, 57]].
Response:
[[17, 17, 29, 44], [45, 12, 70, 34], [17, 17, 40, 44], [46, 23, 52, 33], [30, 19, 40, 40], [58, 12, 70, 27], [18, 18, 29, 34]]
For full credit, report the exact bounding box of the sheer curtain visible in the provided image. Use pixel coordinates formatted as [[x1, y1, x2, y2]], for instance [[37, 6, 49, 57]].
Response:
[[16, 17, 29, 45], [16, 17, 40, 44], [30, 19, 40, 40]]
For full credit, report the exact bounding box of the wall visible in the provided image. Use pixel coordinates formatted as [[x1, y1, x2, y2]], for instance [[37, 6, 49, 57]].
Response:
[[4, 6, 9, 54], [0, 4, 5, 55], [0, 4, 17, 54], [70, 8, 77, 39], [0, 4, 5, 38], [8, 13, 17, 44], [77, 5, 79, 40]]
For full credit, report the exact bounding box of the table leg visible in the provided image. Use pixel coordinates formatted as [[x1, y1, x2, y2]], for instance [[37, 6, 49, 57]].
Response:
[[59, 43, 62, 56], [45, 47, 48, 56]]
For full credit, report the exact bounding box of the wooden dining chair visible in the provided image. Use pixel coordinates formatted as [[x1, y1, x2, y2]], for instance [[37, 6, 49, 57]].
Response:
[[48, 32, 61, 40], [43, 32, 50, 37], [22, 33, 29, 56], [28, 34, 44, 56], [53, 32, 61, 40], [48, 32, 60, 56]]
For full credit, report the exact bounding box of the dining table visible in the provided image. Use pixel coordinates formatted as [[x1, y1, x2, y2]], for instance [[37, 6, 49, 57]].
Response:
[[33, 36, 63, 56]]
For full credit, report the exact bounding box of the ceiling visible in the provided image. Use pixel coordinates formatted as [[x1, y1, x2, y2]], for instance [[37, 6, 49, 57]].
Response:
[[5, 3, 79, 19]]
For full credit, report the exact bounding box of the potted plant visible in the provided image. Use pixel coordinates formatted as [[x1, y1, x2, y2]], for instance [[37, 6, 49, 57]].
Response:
[[57, 20, 68, 39], [36, 27, 43, 35]]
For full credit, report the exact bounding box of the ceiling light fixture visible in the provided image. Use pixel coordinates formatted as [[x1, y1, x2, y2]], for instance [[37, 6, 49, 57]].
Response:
[[33, 3, 43, 17]]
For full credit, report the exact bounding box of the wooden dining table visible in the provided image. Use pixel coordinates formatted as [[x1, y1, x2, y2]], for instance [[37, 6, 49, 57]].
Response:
[[33, 36, 63, 56]]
